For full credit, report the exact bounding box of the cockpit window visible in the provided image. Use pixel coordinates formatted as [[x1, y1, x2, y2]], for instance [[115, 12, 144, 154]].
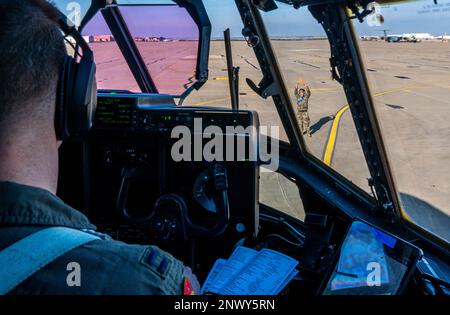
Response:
[[185, 1, 289, 142], [352, 0, 450, 242], [182, 0, 297, 219], [260, 4, 372, 194], [118, 5, 200, 95], [82, 12, 141, 92], [80, 2, 201, 96]]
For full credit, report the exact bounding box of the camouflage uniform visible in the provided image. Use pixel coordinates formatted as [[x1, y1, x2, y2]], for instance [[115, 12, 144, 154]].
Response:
[[295, 85, 312, 136]]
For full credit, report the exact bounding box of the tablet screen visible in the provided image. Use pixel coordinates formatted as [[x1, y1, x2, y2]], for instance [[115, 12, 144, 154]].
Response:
[[322, 220, 420, 295]]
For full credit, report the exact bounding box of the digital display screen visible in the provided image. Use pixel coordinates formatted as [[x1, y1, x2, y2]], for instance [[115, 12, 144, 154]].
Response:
[[95, 97, 134, 128], [322, 220, 420, 295]]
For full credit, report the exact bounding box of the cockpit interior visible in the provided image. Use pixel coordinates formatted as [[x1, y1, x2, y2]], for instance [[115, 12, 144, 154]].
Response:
[[49, 0, 450, 296]]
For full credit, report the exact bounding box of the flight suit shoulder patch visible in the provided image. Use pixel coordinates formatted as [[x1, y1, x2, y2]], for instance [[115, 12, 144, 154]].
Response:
[[139, 246, 172, 279]]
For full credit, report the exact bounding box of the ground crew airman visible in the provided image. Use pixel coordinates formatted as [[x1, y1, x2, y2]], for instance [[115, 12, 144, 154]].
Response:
[[294, 81, 312, 137]]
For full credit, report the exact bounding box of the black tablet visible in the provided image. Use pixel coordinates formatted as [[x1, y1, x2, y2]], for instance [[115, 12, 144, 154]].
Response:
[[319, 219, 423, 295]]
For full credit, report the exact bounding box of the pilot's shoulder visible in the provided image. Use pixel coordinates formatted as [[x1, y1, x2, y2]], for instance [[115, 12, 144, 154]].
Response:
[[75, 238, 185, 295]]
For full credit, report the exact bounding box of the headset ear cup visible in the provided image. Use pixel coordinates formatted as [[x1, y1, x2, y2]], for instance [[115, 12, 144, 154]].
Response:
[[54, 15, 96, 140], [55, 56, 73, 141], [55, 55, 96, 140], [72, 56, 96, 134], [84, 62, 97, 130], [89, 72, 98, 126]]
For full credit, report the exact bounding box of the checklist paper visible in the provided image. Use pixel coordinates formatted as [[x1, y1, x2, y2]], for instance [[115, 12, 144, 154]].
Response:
[[201, 246, 299, 295]]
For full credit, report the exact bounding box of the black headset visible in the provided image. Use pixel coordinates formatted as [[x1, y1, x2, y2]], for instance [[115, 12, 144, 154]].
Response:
[[54, 16, 97, 141]]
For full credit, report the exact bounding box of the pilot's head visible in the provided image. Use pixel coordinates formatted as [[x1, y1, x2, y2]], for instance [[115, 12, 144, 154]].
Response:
[[0, 0, 67, 193]]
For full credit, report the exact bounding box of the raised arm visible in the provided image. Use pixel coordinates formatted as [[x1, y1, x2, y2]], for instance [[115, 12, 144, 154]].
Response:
[[305, 85, 311, 98]]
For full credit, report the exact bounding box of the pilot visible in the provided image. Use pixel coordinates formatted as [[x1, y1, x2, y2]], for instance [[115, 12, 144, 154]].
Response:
[[294, 80, 312, 137], [0, 0, 199, 295]]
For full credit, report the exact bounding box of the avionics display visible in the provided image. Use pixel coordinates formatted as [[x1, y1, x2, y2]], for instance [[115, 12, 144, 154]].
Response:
[[94, 96, 134, 128], [320, 220, 422, 295]]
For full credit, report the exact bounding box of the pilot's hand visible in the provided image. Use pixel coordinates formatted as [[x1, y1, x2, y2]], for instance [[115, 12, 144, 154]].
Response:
[[182, 266, 201, 295]]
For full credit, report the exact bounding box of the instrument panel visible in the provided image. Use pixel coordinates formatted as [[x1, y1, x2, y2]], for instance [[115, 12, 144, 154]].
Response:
[[85, 94, 261, 262]]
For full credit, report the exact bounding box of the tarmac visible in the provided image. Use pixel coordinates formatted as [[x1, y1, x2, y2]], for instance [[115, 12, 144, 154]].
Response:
[[92, 39, 450, 242], [92, 41, 198, 94], [186, 40, 450, 242]]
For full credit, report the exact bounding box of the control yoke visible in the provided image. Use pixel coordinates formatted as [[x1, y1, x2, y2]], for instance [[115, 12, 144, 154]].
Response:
[[189, 163, 231, 237], [134, 163, 231, 240]]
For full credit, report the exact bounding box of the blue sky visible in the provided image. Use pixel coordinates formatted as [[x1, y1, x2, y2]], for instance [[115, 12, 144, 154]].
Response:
[[202, 0, 450, 37], [82, 5, 199, 38], [53, 0, 450, 37]]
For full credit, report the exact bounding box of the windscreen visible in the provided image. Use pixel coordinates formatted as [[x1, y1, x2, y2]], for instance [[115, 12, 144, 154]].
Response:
[[351, 0, 450, 243], [119, 5, 200, 95], [82, 11, 141, 92], [81, 4, 199, 95], [259, 2, 372, 194]]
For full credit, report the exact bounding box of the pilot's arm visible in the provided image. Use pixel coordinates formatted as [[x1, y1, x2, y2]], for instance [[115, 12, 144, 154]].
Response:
[[102, 245, 201, 295], [10, 240, 202, 295]]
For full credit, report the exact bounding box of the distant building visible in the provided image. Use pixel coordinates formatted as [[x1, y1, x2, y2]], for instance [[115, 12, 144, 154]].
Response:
[[92, 35, 115, 42]]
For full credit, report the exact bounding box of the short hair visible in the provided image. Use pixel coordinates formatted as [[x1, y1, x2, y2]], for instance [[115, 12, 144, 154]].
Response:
[[0, 0, 66, 132]]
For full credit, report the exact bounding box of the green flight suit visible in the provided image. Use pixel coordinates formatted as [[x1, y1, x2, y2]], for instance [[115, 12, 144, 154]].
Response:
[[0, 181, 191, 295]]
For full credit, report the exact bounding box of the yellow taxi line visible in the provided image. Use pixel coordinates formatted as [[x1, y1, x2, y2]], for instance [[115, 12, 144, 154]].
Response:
[[190, 89, 258, 106], [191, 96, 231, 106], [310, 88, 339, 92], [322, 104, 349, 166], [320, 83, 432, 166], [192, 88, 338, 107], [213, 76, 229, 81], [192, 78, 448, 223], [400, 207, 413, 223], [320, 81, 450, 221], [321, 87, 421, 166], [192, 80, 446, 143]]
